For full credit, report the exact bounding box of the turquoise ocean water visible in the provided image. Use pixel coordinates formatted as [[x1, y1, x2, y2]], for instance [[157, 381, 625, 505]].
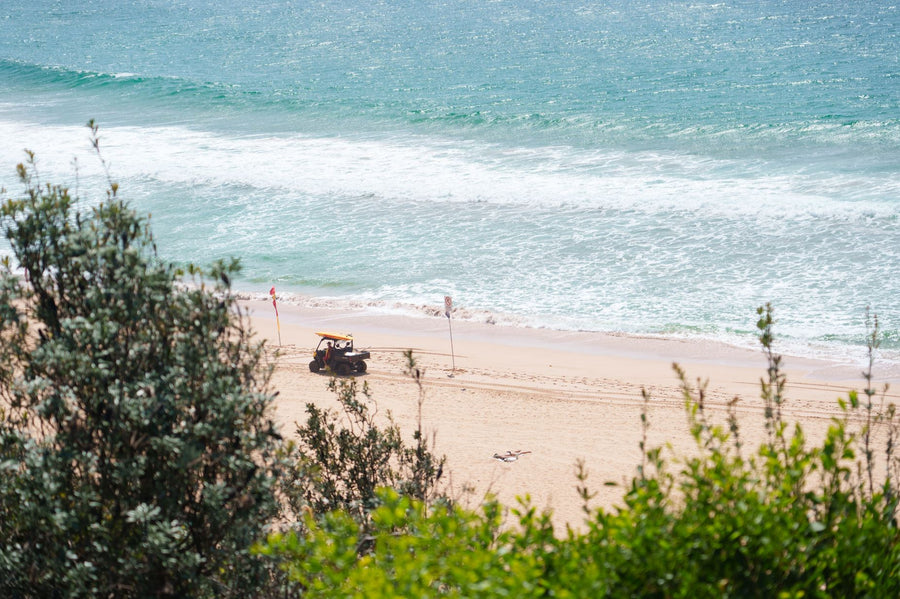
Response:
[[1, 1, 898, 363]]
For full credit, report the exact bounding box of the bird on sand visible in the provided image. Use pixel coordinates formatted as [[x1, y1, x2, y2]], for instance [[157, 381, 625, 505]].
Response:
[[492, 450, 531, 462]]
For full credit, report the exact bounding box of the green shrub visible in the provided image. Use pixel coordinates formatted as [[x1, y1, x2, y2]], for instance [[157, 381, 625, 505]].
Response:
[[0, 125, 285, 597], [283, 351, 446, 534], [258, 488, 551, 598]]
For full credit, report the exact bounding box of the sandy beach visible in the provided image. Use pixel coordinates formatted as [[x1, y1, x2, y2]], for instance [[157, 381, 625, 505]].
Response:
[[243, 298, 900, 531]]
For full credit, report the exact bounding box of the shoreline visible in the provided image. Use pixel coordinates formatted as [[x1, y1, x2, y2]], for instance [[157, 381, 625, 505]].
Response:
[[243, 298, 900, 530], [240, 295, 900, 383]]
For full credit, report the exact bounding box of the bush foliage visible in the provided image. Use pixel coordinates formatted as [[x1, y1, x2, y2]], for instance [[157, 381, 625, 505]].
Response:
[[282, 351, 447, 534], [0, 127, 284, 597]]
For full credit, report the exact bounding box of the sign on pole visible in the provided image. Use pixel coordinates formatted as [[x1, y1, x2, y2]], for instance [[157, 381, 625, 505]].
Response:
[[444, 296, 455, 375]]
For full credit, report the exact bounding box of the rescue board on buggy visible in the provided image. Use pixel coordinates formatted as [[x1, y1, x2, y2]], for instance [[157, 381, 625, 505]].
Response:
[[309, 331, 370, 376]]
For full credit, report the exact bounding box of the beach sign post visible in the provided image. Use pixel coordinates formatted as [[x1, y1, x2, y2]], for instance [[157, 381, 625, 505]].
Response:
[[270, 286, 282, 346], [445, 295, 455, 376]]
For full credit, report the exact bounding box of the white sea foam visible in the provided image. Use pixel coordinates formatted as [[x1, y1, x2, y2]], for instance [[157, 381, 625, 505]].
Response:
[[3, 120, 897, 223]]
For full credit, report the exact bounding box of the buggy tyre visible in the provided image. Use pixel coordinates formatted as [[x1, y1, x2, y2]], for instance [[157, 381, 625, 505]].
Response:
[[309, 360, 321, 373], [336, 362, 351, 376], [355, 361, 367, 373]]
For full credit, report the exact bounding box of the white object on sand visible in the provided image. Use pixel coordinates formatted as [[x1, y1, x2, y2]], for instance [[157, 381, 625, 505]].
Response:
[[492, 449, 532, 463]]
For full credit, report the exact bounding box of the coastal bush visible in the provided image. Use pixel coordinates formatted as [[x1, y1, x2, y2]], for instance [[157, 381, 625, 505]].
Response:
[[262, 305, 900, 597], [257, 488, 551, 597], [282, 350, 447, 536], [0, 125, 285, 597]]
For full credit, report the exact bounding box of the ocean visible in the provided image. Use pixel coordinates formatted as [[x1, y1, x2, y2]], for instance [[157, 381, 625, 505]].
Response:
[[1, 0, 898, 366]]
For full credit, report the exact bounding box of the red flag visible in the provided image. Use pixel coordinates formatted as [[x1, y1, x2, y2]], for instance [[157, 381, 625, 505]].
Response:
[[270, 286, 282, 345], [270, 286, 279, 317]]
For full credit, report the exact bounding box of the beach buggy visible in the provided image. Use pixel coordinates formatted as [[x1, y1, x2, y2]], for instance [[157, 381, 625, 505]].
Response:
[[309, 331, 370, 376]]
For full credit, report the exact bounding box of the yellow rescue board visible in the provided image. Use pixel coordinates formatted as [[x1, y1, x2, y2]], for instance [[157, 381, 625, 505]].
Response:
[[315, 331, 353, 341]]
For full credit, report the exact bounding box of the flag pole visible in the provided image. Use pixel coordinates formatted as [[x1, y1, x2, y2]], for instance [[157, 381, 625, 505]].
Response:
[[444, 296, 455, 376], [270, 286, 282, 346]]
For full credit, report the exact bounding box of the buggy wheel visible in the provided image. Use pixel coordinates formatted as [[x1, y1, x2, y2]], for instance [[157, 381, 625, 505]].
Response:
[[336, 362, 351, 376], [309, 360, 320, 373], [355, 361, 367, 373]]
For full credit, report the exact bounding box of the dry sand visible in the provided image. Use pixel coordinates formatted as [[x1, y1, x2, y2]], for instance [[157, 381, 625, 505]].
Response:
[[243, 298, 900, 531]]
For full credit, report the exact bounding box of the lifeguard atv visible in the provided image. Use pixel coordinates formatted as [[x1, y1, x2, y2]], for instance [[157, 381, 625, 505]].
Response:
[[309, 331, 370, 376]]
